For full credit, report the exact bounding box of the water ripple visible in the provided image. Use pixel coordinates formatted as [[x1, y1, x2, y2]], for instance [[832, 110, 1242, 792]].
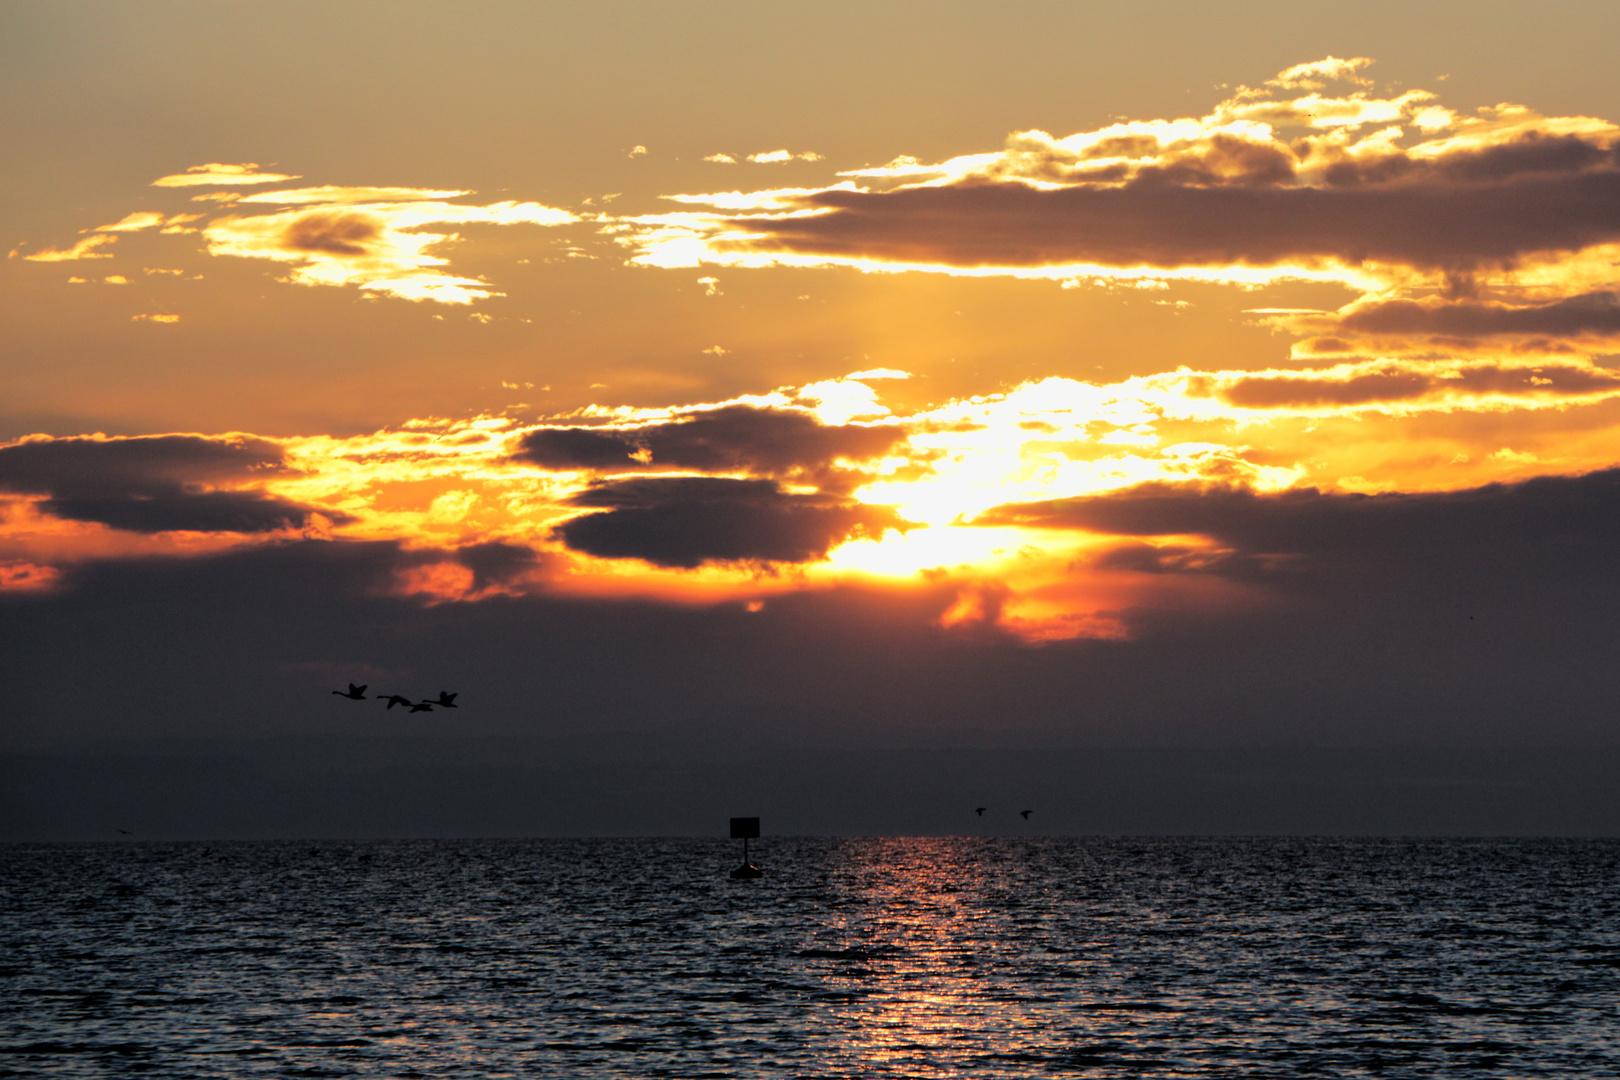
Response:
[[2, 838, 1618, 1077]]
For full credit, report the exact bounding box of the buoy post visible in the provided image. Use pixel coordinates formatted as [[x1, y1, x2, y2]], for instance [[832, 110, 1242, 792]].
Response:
[[729, 816, 762, 878]]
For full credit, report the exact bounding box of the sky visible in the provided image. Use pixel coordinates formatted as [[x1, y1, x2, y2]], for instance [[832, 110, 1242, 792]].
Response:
[[5, 1, 1620, 838]]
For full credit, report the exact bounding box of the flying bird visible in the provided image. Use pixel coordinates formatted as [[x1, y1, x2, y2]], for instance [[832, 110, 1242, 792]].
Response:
[[380, 694, 414, 709], [429, 691, 459, 708], [332, 683, 367, 700], [975, 807, 987, 816], [408, 702, 434, 713], [1020, 810, 1032, 819]]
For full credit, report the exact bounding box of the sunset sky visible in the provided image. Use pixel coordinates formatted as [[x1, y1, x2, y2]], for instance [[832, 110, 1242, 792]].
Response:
[[6, 1, 1620, 837]]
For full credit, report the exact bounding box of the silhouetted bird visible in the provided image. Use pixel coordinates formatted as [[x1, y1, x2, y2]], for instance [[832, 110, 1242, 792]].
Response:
[[380, 694, 413, 709], [429, 691, 459, 708], [117, 829, 133, 835], [975, 807, 987, 816], [333, 683, 367, 700], [408, 702, 434, 713], [1020, 810, 1032, 819]]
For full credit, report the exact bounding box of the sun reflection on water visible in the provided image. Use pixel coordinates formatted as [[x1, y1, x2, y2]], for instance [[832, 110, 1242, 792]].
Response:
[[9, 838, 1618, 1077], [798, 838, 1172, 1074]]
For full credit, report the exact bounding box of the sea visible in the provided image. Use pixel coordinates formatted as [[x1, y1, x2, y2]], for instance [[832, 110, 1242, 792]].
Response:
[[3, 837, 1619, 1078]]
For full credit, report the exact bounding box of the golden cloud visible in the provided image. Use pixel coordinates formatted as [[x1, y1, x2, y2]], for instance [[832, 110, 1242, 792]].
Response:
[[94, 211, 167, 233], [202, 195, 576, 303], [618, 58, 1620, 360], [151, 163, 301, 187], [746, 150, 825, 163], [19, 235, 117, 261], [235, 186, 472, 205], [13, 356, 1620, 641], [18, 167, 579, 305]]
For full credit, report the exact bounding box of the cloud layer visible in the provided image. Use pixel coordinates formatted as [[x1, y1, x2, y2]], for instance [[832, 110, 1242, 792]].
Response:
[[977, 468, 1620, 589], [628, 67, 1619, 288], [557, 477, 910, 567], [515, 405, 905, 488], [12, 60, 1620, 644], [0, 434, 336, 535], [10, 347, 1620, 640], [17, 166, 575, 303], [623, 59, 1620, 372]]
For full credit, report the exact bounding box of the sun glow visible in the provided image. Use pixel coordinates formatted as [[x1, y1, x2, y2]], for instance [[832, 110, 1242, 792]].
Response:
[[13, 344, 1620, 642], [9, 58, 1620, 643]]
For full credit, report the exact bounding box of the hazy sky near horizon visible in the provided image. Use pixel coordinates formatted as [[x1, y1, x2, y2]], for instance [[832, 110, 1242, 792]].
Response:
[[6, 2, 1620, 836]]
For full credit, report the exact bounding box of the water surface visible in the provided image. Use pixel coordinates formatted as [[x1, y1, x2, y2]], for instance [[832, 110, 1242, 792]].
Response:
[[4, 838, 1619, 1077]]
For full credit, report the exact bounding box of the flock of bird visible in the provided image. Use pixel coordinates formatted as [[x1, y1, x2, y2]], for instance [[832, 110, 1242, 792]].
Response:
[[332, 683, 459, 713], [976, 807, 1033, 819]]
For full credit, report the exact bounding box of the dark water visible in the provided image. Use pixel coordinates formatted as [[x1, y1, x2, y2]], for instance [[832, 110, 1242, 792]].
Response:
[[3, 838, 1619, 1078]]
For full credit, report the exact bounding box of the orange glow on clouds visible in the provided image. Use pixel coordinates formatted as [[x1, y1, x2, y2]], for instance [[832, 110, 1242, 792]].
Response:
[[12, 58, 1620, 642], [619, 59, 1620, 366], [150, 162, 300, 187], [20, 170, 576, 304], [0, 560, 59, 592], [202, 194, 576, 304], [11, 352, 1620, 640]]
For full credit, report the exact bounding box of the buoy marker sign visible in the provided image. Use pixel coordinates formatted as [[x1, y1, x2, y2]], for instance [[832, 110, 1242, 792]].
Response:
[[729, 817, 762, 878]]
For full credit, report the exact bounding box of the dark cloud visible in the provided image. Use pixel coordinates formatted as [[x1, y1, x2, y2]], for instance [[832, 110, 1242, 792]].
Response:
[[0, 434, 286, 498], [1320, 131, 1615, 188], [1092, 541, 1240, 576], [1435, 131, 1617, 183], [280, 211, 384, 256], [1338, 291, 1620, 338], [733, 162, 1620, 273], [515, 406, 906, 482], [555, 476, 912, 567], [517, 427, 640, 469], [0, 434, 335, 534], [43, 491, 329, 534], [1222, 368, 1432, 408], [978, 469, 1620, 570], [454, 541, 542, 591], [1219, 361, 1620, 408]]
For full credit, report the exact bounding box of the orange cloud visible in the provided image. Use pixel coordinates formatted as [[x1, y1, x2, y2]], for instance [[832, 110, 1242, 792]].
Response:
[[200, 193, 575, 303], [0, 560, 59, 592], [17, 172, 578, 305], [20, 235, 116, 261], [14, 352, 1620, 641], [93, 211, 167, 232], [621, 59, 1620, 341], [746, 150, 824, 163], [151, 163, 300, 187], [235, 186, 471, 205]]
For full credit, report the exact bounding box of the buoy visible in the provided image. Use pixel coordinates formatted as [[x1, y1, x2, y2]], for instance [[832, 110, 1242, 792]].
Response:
[[729, 816, 763, 878]]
